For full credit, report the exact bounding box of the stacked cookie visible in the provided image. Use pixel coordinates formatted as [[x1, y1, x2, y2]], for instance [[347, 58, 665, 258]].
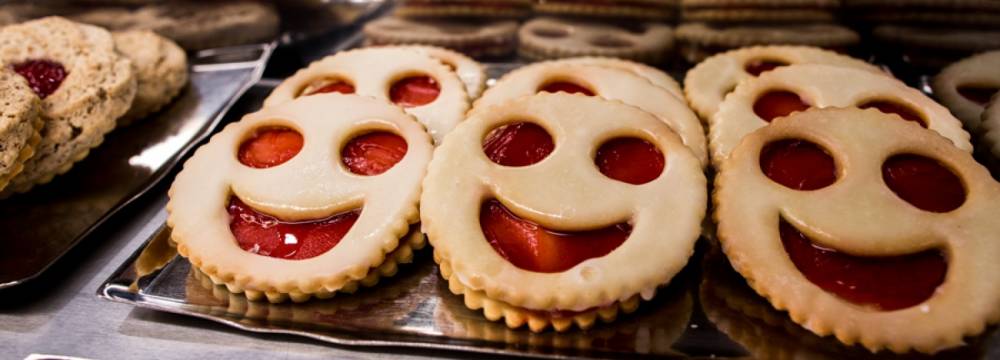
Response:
[[676, 0, 859, 63], [533, 0, 677, 21], [364, 1, 525, 58], [518, 18, 675, 64], [0, 17, 189, 197]]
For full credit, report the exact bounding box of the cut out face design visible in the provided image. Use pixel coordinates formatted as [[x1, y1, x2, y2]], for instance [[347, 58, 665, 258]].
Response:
[[168, 94, 433, 289], [710, 64, 971, 167], [422, 93, 706, 312], [715, 107, 1000, 353], [263, 47, 468, 144]]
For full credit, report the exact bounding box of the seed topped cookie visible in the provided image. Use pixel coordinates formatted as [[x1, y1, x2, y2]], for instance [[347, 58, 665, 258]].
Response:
[[0, 68, 42, 193], [1, 17, 136, 196], [113, 30, 189, 126]]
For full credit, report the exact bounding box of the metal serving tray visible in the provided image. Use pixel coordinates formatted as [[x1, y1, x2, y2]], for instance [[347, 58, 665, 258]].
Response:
[[0, 43, 273, 289], [97, 78, 998, 359]]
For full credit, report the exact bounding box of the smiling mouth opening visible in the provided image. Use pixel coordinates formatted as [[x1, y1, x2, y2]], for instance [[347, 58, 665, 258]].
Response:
[[779, 218, 947, 311], [228, 197, 360, 260]]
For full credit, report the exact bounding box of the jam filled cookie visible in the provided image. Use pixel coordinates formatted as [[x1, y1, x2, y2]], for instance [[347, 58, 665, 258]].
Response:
[[393, 46, 486, 100], [394, 0, 532, 18], [423, 93, 706, 332], [0, 68, 42, 193], [363, 17, 519, 59], [533, 0, 677, 21], [473, 61, 707, 166], [709, 64, 970, 166], [675, 23, 859, 63], [543, 57, 684, 100], [714, 107, 1000, 353], [0, 17, 137, 196], [684, 45, 882, 121], [168, 94, 433, 303], [932, 51, 1000, 132], [519, 18, 674, 64], [113, 30, 189, 126], [264, 47, 469, 144]]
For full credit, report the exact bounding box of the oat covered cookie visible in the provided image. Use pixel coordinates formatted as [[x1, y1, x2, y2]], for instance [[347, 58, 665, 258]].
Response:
[[1, 17, 136, 196], [113, 30, 189, 126], [0, 68, 42, 193]]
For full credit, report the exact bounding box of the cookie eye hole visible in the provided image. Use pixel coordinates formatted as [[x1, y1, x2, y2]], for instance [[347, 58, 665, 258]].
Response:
[[859, 100, 926, 127], [238, 127, 304, 169], [483, 122, 554, 167], [390, 75, 440, 107], [595, 137, 664, 185], [753, 90, 811, 122], [533, 27, 569, 38], [341, 131, 408, 176], [588, 35, 633, 48], [882, 154, 965, 212], [744, 59, 789, 76], [760, 139, 836, 190], [538, 81, 595, 96], [956, 85, 998, 106], [300, 77, 355, 97], [12, 59, 67, 99]]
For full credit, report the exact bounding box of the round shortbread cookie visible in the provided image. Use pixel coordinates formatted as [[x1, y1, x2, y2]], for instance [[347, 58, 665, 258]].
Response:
[[519, 18, 674, 64], [1, 17, 137, 196], [533, 0, 677, 20], [113, 30, 189, 126], [543, 57, 683, 100], [0, 68, 43, 193], [684, 46, 882, 121], [363, 17, 518, 58], [979, 93, 1000, 162], [932, 51, 1000, 133], [710, 64, 971, 166], [675, 23, 860, 63], [394, 0, 532, 18], [393, 45, 486, 100]]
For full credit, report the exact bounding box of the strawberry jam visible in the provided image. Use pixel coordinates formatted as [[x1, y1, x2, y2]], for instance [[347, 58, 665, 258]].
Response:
[[957, 86, 997, 106], [780, 219, 946, 311], [480, 199, 630, 273], [859, 100, 926, 127], [753, 91, 810, 122], [539, 82, 595, 96], [13, 59, 67, 99], [595, 137, 664, 185], [342, 131, 407, 176], [483, 122, 554, 166], [303, 80, 355, 96], [238, 128, 304, 169], [390, 76, 440, 107], [228, 197, 359, 260], [744, 60, 788, 76], [882, 154, 965, 212], [760, 139, 836, 190]]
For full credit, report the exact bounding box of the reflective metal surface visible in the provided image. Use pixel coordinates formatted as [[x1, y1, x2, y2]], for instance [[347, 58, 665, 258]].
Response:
[[0, 43, 274, 289]]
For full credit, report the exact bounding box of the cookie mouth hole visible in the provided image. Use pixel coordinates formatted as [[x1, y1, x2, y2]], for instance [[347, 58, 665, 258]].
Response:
[[483, 121, 554, 167], [390, 75, 440, 107], [228, 196, 360, 260], [238, 126, 304, 169], [595, 137, 664, 185], [956, 85, 998, 106], [882, 154, 965, 213], [480, 199, 631, 273], [744, 59, 789, 76], [779, 218, 947, 311], [760, 139, 837, 191], [341, 130, 408, 176], [532, 27, 570, 38], [538, 80, 595, 96], [12, 59, 67, 99], [753, 90, 811, 122], [858, 100, 926, 127], [299, 77, 356, 97], [588, 35, 633, 48]]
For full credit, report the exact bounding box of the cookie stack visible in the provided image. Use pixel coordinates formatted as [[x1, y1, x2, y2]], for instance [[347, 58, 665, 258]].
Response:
[[676, 0, 859, 63], [533, 0, 678, 21], [518, 18, 675, 64]]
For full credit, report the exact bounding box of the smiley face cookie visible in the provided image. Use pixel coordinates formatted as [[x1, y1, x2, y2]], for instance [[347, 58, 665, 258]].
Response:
[[168, 93, 433, 303], [422, 93, 706, 332], [931, 50, 1000, 132]]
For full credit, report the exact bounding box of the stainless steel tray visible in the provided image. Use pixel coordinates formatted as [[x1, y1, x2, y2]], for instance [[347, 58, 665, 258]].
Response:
[[0, 43, 274, 289], [96, 79, 998, 359]]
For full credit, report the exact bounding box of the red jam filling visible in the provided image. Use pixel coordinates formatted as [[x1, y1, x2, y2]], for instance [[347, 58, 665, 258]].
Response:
[[957, 86, 998, 106], [342, 131, 407, 176], [238, 128, 304, 169], [780, 219, 947, 311], [760, 139, 836, 190], [882, 154, 965, 212], [539, 81, 595, 96], [302, 80, 355, 96], [483, 122, 554, 166], [228, 197, 359, 260], [859, 100, 926, 127], [12, 59, 67, 99], [390, 76, 440, 107], [753, 91, 810, 122], [744, 60, 788, 76], [480, 200, 630, 273], [595, 137, 664, 185]]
